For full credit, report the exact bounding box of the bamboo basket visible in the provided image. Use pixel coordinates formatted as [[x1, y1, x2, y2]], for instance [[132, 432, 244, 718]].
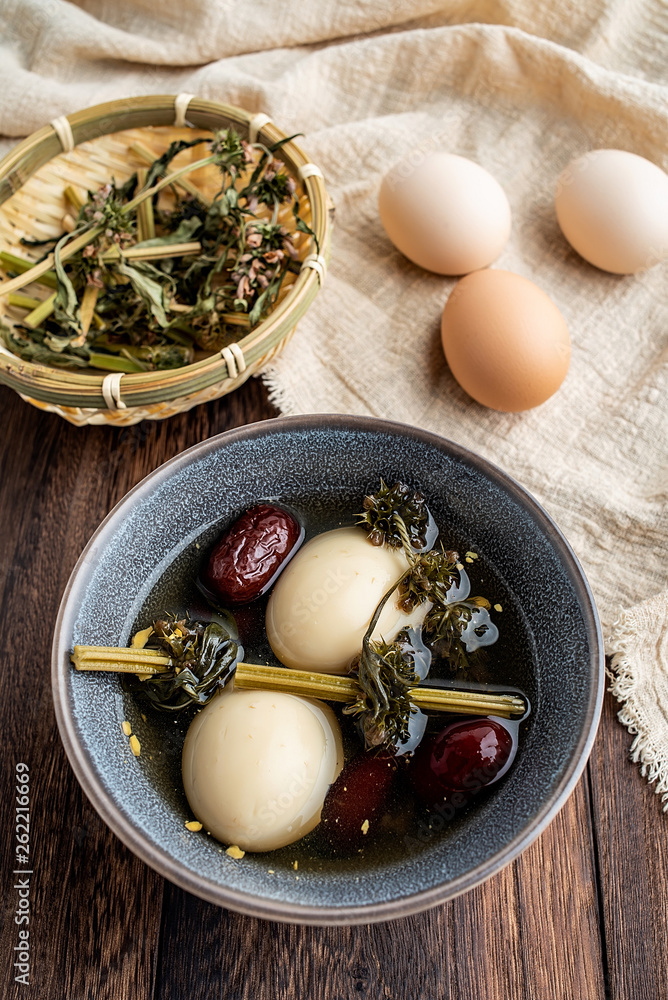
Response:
[[0, 95, 332, 426]]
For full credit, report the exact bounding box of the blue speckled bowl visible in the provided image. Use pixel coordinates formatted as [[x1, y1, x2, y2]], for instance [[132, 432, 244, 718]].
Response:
[[52, 415, 604, 924]]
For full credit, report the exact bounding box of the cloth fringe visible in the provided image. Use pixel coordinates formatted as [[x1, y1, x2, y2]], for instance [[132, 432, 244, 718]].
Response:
[[262, 364, 301, 417], [608, 601, 668, 812]]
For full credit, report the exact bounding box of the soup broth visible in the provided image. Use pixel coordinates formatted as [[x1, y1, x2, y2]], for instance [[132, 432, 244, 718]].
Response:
[[123, 488, 535, 873]]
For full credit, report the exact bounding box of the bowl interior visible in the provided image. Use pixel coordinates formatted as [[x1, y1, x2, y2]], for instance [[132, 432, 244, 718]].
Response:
[[52, 415, 603, 923]]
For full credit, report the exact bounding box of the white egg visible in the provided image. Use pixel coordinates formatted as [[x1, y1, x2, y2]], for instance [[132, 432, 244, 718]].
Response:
[[378, 152, 512, 275], [554, 148, 668, 274], [265, 527, 429, 674], [182, 688, 343, 852]]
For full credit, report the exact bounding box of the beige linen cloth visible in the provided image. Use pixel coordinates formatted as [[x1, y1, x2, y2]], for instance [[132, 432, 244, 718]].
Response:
[[0, 0, 667, 805]]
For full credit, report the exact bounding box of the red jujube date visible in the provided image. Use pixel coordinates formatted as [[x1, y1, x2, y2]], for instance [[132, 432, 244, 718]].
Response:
[[410, 717, 514, 808], [320, 752, 398, 851], [201, 504, 302, 606]]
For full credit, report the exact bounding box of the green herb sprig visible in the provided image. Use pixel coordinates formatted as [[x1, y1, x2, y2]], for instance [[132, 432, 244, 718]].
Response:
[[343, 568, 418, 748], [123, 618, 239, 712], [357, 479, 429, 551], [357, 481, 497, 686]]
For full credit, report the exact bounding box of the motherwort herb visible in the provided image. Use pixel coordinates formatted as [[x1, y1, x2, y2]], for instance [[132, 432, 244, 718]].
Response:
[[357, 481, 498, 685], [124, 618, 239, 712], [73, 615, 526, 723], [357, 479, 429, 551], [1, 129, 317, 372]]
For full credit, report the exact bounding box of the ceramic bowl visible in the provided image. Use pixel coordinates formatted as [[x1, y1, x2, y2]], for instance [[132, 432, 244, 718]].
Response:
[[52, 414, 603, 924]]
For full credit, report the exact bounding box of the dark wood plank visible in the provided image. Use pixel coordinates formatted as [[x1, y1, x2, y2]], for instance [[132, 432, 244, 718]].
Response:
[[0, 395, 164, 1000], [588, 690, 668, 1000], [154, 775, 604, 1000], [3, 374, 664, 1000], [0, 380, 277, 1000]]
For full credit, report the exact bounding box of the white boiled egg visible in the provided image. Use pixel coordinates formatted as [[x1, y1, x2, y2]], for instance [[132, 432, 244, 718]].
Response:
[[265, 527, 429, 674], [182, 688, 343, 852]]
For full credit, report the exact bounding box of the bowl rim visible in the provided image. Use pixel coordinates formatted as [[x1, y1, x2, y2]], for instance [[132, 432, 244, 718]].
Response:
[[51, 413, 604, 925]]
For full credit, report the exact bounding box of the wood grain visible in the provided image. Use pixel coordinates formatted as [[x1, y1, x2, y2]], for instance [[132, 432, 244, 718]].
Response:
[[0, 380, 276, 1000], [0, 379, 665, 1000], [588, 690, 668, 1000], [153, 776, 604, 1000]]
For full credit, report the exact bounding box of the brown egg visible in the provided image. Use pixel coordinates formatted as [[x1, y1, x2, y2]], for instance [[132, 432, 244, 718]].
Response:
[[441, 269, 570, 412]]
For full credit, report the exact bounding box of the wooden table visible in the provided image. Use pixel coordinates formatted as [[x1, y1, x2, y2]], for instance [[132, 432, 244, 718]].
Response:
[[1, 379, 666, 1000]]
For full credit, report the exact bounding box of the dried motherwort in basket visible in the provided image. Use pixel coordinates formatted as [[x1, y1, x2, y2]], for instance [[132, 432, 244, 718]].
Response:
[[0, 129, 317, 372]]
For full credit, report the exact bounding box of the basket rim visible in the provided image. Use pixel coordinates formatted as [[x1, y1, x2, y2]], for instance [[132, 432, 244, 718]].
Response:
[[0, 94, 332, 409]]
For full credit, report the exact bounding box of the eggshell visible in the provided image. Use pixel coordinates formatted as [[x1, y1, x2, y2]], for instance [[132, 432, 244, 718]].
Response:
[[182, 688, 343, 852], [266, 527, 429, 674], [379, 152, 511, 275], [554, 149, 668, 274], [441, 269, 570, 412]]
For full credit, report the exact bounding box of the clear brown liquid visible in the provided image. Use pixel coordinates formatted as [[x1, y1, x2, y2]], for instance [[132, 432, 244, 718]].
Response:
[[127, 492, 535, 873]]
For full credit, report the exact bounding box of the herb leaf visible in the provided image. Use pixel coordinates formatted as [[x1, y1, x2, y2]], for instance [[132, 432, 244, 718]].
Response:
[[116, 260, 169, 327], [133, 216, 202, 249], [358, 480, 430, 553], [144, 138, 207, 189], [53, 228, 88, 334], [124, 618, 239, 713]]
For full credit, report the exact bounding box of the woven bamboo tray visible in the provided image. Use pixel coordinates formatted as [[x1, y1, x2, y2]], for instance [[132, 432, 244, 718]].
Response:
[[0, 95, 332, 426]]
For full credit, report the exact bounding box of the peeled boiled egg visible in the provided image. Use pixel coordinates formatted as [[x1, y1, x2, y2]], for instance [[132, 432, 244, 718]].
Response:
[[182, 688, 343, 852], [266, 527, 428, 674], [441, 269, 570, 411], [378, 152, 511, 275], [555, 149, 668, 274]]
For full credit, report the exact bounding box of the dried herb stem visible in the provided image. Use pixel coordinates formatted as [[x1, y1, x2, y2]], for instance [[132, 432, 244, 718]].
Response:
[[234, 662, 358, 702], [129, 141, 211, 205], [411, 687, 525, 716], [72, 645, 171, 674], [71, 646, 527, 717], [8, 292, 41, 310], [0, 225, 104, 297], [0, 251, 58, 290], [100, 241, 202, 262], [135, 169, 156, 243], [233, 663, 525, 717], [76, 285, 100, 342], [23, 291, 57, 329], [218, 312, 251, 327], [124, 153, 218, 214], [393, 511, 418, 564], [64, 185, 86, 213]]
